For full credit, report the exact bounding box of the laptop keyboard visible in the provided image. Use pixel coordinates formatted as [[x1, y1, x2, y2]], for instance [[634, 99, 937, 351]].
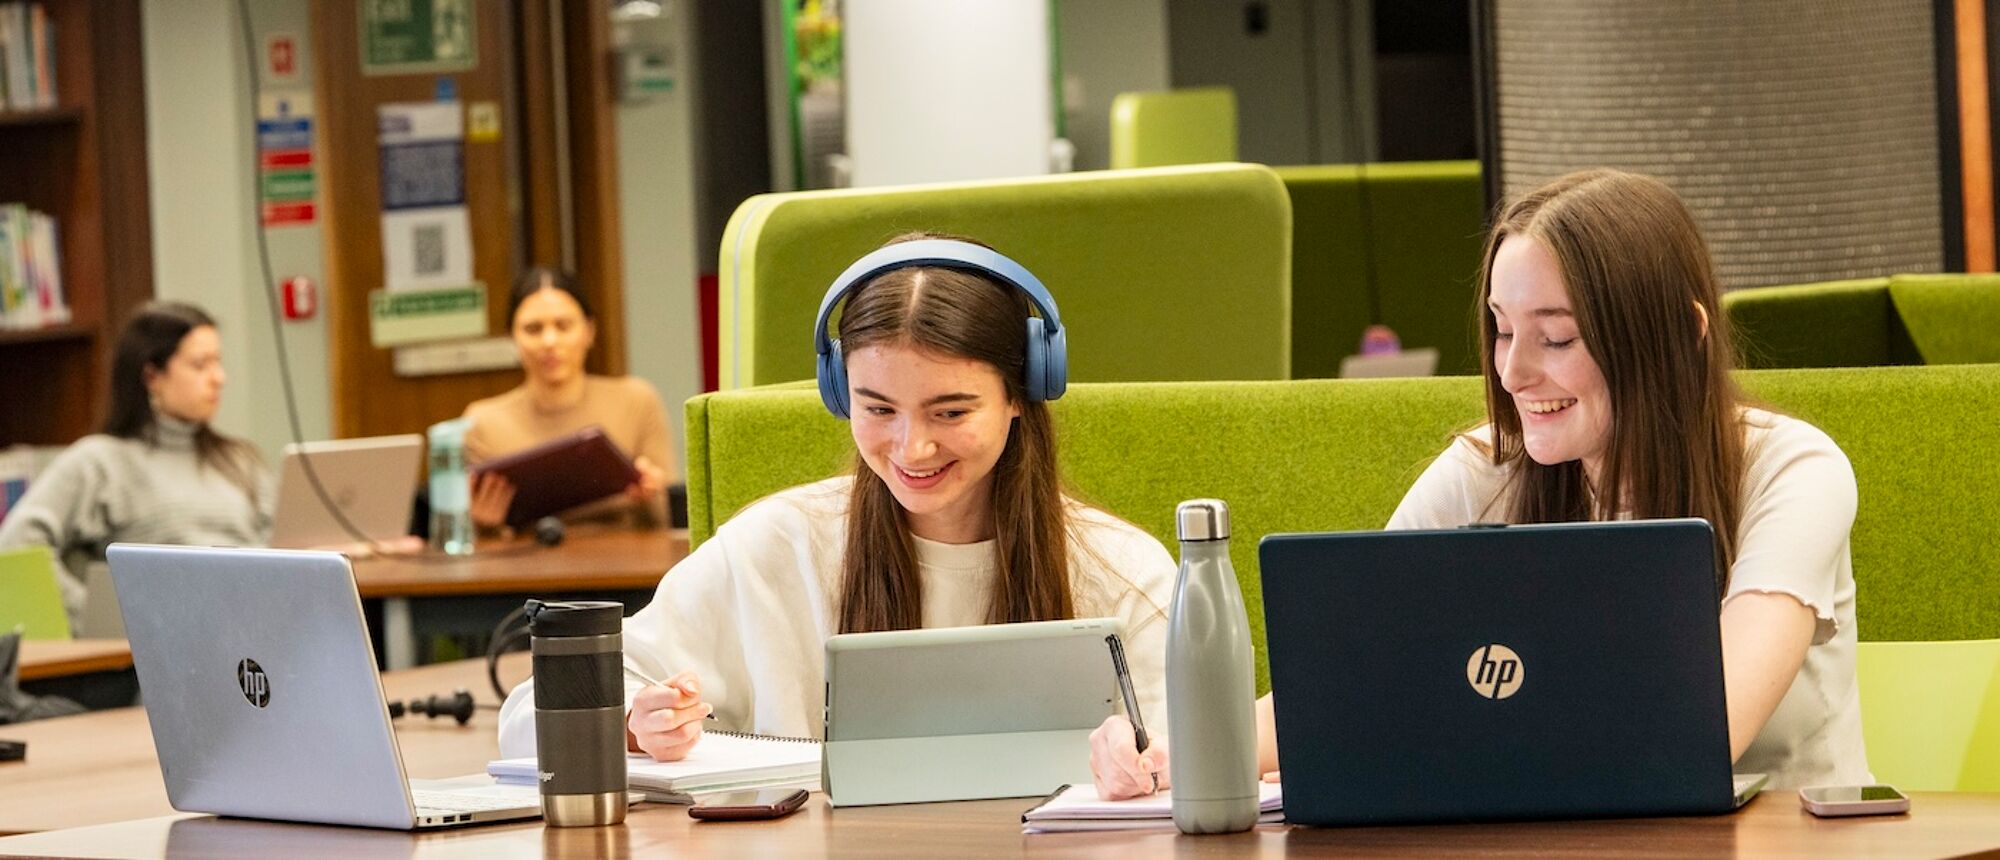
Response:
[[411, 788, 536, 814]]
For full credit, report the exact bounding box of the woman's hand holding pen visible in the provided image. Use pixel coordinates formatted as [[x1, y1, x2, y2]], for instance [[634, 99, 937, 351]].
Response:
[[626, 670, 712, 762], [1088, 715, 1171, 800]]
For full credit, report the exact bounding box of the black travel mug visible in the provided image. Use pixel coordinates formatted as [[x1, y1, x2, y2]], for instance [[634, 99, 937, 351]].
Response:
[[527, 599, 629, 826]]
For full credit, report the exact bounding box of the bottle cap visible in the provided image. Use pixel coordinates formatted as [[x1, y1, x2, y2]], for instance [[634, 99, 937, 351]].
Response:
[[1176, 499, 1231, 542], [525, 599, 624, 637]]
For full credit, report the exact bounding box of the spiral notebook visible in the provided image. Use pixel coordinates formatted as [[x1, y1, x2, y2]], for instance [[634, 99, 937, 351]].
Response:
[[487, 732, 820, 803]]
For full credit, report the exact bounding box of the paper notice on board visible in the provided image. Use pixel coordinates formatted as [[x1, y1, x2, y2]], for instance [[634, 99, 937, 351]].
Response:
[[381, 207, 473, 292], [377, 101, 471, 292], [378, 101, 465, 211]]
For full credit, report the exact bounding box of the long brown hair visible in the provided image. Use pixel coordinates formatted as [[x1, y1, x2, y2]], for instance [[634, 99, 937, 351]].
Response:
[[836, 233, 1074, 633], [1475, 170, 1747, 592], [102, 301, 262, 504]]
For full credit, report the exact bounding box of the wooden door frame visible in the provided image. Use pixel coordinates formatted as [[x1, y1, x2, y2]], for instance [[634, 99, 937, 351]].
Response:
[[317, 0, 626, 438]]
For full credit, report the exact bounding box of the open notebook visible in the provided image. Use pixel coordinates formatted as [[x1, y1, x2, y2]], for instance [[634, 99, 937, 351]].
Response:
[[1022, 781, 1285, 833], [488, 733, 820, 803]]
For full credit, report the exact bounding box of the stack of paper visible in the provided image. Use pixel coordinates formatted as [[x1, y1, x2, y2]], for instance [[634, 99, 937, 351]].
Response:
[[488, 732, 821, 803], [1023, 782, 1284, 833]]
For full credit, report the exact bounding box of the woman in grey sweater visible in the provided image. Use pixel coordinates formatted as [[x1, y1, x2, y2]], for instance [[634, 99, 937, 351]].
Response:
[[0, 302, 271, 631]]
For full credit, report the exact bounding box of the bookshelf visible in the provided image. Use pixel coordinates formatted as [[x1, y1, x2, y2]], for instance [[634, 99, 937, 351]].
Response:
[[0, 0, 151, 446]]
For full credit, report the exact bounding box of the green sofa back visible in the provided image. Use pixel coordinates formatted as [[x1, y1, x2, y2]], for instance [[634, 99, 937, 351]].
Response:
[[1889, 274, 2000, 364], [1273, 161, 1488, 377], [717, 164, 1292, 390], [1108, 87, 1238, 169], [687, 365, 2000, 689], [1724, 273, 2000, 368]]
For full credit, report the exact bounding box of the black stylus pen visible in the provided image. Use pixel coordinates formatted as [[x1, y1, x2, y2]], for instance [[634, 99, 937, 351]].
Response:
[[1106, 634, 1149, 752]]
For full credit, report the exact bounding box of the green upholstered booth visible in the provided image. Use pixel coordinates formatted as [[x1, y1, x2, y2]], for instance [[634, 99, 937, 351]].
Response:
[[1108, 87, 1238, 170], [1724, 278, 1916, 368], [1270, 165, 1371, 380], [1724, 273, 2000, 369], [1359, 161, 1489, 376], [0, 546, 72, 640], [1273, 161, 1488, 378], [1888, 274, 2000, 365], [686, 364, 2000, 690], [1857, 639, 2000, 792], [717, 164, 1292, 390]]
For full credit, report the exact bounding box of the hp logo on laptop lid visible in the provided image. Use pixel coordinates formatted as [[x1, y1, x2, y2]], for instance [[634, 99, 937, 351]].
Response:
[[1466, 644, 1524, 699], [237, 658, 272, 708]]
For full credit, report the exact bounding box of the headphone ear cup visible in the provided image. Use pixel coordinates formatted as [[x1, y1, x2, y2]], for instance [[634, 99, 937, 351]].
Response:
[[1023, 317, 1048, 402], [1042, 325, 1067, 401], [818, 339, 851, 419]]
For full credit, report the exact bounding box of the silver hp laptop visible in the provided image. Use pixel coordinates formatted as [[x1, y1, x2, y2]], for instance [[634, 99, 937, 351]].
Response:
[[269, 435, 423, 548], [1260, 519, 1764, 827], [107, 543, 541, 829], [823, 617, 1121, 807]]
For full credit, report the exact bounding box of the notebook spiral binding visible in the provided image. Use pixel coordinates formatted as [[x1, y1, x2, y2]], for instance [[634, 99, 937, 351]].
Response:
[[709, 729, 820, 745]]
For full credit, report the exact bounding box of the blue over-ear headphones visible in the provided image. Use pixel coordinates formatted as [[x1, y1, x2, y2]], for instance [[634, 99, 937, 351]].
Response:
[[813, 239, 1068, 419]]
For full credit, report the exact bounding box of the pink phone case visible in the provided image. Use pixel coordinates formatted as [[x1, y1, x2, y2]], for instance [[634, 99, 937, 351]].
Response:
[[1798, 788, 1910, 817]]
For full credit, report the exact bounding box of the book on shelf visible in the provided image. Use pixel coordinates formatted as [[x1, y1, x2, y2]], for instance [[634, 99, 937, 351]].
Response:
[[0, 444, 61, 523], [0, 203, 68, 330], [486, 731, 821, 804], [0, 2, 56, 112]]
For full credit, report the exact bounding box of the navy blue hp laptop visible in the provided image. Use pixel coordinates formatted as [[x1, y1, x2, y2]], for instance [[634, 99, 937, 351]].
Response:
[[1260, 519, 1761, 826]]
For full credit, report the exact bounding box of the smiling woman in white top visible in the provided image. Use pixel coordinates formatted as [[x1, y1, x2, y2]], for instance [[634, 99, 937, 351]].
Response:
[[497, 234, 1176, 760], [1087, 169, 1869, 798]]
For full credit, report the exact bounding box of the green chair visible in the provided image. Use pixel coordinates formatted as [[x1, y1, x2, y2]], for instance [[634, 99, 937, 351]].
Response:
[[0, 546, 72, 640], [717, 163, 1292, 389], [1108, 87, 1238, 169], [1856, 639, 2000, 791]]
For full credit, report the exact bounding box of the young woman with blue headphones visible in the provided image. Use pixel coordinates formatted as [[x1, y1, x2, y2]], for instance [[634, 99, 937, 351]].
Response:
[[495, 234, 1177, 760]]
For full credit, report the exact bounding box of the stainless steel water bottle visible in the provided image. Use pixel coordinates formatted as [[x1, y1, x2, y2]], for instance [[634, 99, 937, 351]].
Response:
[[528, 599, 629, 826], [1166, 499, 1259, 834]]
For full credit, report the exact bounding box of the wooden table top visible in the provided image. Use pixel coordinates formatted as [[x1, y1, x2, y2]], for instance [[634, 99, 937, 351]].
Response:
[[8, 644, 2000, 857], [349, 527, 688, 598], [2, 785, 1999, 858], [16, 639, 133, 681]]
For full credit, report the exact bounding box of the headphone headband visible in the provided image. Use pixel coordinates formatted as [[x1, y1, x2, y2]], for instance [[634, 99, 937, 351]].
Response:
[[812, 239, 1068, 418]]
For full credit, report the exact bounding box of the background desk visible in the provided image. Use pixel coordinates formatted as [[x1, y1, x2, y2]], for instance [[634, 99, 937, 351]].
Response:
[[18, 639, 132, 682], [352, 528, 688, 669], [16, 638, 137, 711]]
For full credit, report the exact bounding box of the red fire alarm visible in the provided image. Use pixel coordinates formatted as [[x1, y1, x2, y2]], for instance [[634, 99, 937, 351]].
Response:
[[282, 276, 317, 320]]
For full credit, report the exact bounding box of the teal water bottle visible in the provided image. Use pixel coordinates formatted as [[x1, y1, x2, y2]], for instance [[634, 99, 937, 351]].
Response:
[[1166, 498, 1259, 834], [426, 417, 474, 556]]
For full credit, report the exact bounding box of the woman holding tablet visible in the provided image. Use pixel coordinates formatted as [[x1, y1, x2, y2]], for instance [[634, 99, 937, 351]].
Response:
[[1089, 169, 1867, 795], [463, 268, 676, 530], [496, 235, 1177, 759]]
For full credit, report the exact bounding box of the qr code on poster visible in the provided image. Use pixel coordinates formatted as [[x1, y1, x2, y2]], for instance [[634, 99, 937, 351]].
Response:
[[414, 224, 446, 276]]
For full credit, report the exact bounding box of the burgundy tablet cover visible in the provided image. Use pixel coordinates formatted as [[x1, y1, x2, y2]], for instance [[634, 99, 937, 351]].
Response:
[[470, 426, 639, 527]]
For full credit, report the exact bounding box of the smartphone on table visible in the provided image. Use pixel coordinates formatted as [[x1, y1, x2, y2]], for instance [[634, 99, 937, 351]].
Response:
[[1798, 784, 1910, 817], [687, 788, 811, 821]]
